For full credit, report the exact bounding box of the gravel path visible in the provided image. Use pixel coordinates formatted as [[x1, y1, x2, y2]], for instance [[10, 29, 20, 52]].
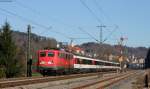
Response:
[[105, 70, 144, 89]]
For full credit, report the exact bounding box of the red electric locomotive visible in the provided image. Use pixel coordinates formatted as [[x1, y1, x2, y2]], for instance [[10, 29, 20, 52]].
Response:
[[37, 49, 74, 75]]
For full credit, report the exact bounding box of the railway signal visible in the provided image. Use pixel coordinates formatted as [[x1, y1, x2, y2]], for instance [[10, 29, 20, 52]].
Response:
[[117, 37, 128, 71]]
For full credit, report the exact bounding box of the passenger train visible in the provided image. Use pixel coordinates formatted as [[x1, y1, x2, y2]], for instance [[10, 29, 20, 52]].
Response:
[[37, 49, 120, 75]]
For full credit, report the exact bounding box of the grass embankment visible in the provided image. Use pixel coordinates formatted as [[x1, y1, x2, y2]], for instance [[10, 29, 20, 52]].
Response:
[[32, 72, 42, 77]]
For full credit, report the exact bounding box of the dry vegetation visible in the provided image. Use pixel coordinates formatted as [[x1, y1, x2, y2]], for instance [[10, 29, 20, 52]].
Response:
[[132, 70, 150, 89]]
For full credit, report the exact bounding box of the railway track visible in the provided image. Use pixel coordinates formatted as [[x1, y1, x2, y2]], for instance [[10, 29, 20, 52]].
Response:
[[0, 76, 43, 82], [72, 71, 137, 89], [0, 71, 116, 88]]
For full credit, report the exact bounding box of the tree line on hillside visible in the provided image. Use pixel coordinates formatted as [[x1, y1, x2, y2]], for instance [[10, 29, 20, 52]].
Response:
[[80, 42, 148, 62]]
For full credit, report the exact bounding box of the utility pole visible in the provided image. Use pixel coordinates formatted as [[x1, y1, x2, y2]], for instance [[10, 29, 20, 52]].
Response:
[[96, 25, 106, 59], [97, 25, 106, 77], [27, 25, 32, 77], [97, 25, 106, 44]]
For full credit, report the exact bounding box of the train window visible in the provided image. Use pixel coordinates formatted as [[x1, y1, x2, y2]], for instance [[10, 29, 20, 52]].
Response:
[[40, 52, 46, 57], [76, 58, 80, 64], [112, 64, 115, 66], [66, 54, 71, 60], [82, 59, 85, 64], [67, 54, 70, 60], [71, 55, 73, 59], [88, 60, 92, 64], [65, 54, 68, 59], [105, 63, 108, 66], [48, 52, 54, 57], [105, 63, 111, 66], [95, 61, 104, 65], [82, 59, 92, 65], [117, 64, 120, 67], [68, 54, 73, 60], [69, 55, 72, 59]]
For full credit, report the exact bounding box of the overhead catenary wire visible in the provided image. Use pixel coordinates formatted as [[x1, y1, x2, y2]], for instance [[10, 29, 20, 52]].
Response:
[[14, 0, 104, 43], [0, 0, 13, 2], [0, 8, 70, 38], [92, 0, 124, 43], [79, 0, 103, 24], [14, 0, 40, 15], [92, 0, 113, 23], [78, 27, 99, 43], [14, 0, 78, 31], [1, 0, 122, 45], [0, 1, 97, 45], [14, 0, 74, 38], [103, 26, 118, 42], [79, 0, 116, 43], [14, 0, 99, 43], [0, 7, 94, 45]]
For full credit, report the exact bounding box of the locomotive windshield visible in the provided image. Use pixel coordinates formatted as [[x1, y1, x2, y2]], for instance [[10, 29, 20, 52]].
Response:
[[48, 52, 54, 57], [40, 52, 46, 57]]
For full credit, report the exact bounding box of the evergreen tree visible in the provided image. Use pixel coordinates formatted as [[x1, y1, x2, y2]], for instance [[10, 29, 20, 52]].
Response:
[[0, 22, 21, 78], [0, 28, 6, 78], [145, 48, 150, 69]]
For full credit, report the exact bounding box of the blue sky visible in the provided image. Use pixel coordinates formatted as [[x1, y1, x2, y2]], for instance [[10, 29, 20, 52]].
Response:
[[0, 0, 150, 47]]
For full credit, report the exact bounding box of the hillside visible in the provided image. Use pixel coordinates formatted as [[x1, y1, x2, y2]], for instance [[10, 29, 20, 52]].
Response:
[[80, 42, 148, 62]]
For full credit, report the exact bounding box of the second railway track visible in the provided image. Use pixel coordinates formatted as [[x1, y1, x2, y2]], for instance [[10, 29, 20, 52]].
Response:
[[73, 71, 137, 89]]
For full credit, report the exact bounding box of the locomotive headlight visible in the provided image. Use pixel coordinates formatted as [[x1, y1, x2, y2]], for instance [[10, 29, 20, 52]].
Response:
[[40, 61, 45, 64], [48, 61, 53, 64]]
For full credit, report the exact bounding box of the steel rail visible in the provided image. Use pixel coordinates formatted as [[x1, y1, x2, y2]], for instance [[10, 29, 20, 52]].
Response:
[[0, 71, 116, 88], [73, 71, 136, 89]]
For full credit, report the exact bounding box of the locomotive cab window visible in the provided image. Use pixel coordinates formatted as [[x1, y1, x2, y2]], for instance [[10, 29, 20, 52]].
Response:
[[40, 52, 46, 57], [48, 52, 54, 57]]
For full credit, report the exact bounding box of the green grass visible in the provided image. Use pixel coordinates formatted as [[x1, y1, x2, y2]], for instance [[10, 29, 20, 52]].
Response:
[[32, 72, 42, 76]]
